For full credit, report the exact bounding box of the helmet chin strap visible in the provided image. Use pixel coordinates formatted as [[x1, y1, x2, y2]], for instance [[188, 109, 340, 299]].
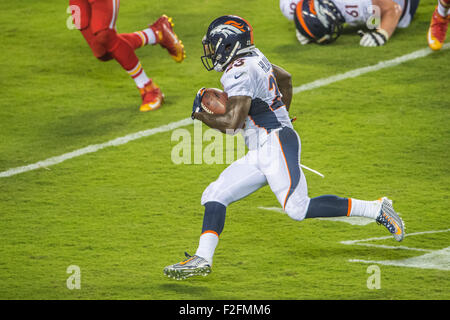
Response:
[[215, 44, 256, 72], [214, 41, 240, 72]]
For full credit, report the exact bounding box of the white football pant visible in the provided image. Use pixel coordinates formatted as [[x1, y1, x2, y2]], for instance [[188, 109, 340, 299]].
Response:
[[201, 127, 311, 221]]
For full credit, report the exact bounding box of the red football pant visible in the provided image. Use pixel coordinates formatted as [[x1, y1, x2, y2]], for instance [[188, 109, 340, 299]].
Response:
[[69, 0, 144, 71]]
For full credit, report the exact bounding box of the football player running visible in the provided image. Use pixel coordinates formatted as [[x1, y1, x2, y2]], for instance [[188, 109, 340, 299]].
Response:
[[69, 0, 186, 112], [280, 0, 419, 47], [163, 15, 405, 280]]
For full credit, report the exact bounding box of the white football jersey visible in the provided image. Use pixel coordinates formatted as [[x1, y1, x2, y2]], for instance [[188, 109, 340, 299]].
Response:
[[220, 48, 293, 150], [279, 0, 412, 28], [280, 0, 299, 21], [333, 0, 373, 26]]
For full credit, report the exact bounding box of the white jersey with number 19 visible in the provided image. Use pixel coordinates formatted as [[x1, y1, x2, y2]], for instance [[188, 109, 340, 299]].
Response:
[[280, 0, 414, 28]]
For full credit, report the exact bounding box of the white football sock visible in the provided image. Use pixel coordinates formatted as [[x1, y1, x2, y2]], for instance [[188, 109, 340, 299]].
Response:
[[349, 199, 381, 220], [438, 0, 450, 17], [133, 69, 150, 89], [142, 28, 157, 45], [195, 232, 219, 265], [127, 62, 150, 88], [134, 28, 157, 46]]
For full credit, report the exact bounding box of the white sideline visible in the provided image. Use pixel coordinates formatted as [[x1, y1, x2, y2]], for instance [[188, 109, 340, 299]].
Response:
[[0, 118, 193, 178], [1, 45, 448, 178], [293, 43, 450, 94]]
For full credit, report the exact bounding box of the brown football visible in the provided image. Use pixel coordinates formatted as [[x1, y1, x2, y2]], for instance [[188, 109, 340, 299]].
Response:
[[201, 88, 228, 115]]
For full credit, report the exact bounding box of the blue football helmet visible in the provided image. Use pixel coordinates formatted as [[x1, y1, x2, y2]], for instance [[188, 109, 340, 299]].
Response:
[[294, 0, 345, 44], [201, 15, 255, 72]]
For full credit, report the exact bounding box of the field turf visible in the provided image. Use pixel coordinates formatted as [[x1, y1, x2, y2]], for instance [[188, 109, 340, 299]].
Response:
[[0, 0, 449, 300]]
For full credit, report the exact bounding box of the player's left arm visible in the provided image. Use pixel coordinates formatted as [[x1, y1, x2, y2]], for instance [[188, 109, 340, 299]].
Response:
[[374, 0, 402, 37], [359, 0, 402, 47], [272, 64, 292, 111], [193, 95, 251, 134]]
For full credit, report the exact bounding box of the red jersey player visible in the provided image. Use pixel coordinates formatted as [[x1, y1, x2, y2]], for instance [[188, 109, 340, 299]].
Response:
[[428, 0, 450, 50], [69, 0, 186, 112]]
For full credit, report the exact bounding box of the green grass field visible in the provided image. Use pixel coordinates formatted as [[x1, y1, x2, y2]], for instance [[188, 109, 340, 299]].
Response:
[[0, 0, 449, 300]]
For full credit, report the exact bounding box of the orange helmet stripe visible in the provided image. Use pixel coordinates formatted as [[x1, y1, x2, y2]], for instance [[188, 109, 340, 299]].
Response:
[[296, 0, 315, 39], [224, 20, 246, 32], [309, 0, 317, 15], [236, 16, 254, 44]]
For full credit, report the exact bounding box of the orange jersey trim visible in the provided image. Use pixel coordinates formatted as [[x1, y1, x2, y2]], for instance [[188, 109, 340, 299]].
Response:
[[347, 198, 352, 216]]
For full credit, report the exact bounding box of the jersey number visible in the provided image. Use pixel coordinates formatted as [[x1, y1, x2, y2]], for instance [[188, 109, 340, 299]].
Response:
[[345, 5, 359, 18], [269, 74, 280, 96], [226, 58, 245, 72], [268, 74, 283, 110]]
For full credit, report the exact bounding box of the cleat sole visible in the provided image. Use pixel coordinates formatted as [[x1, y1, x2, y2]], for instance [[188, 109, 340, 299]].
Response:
[[163, 266, 211, 280]]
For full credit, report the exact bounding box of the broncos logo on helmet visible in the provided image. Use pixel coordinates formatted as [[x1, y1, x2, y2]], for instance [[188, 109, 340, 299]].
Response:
[[294, 0, 345, 44], [209, 25, 242, 39], [201, 15, 255, 72]]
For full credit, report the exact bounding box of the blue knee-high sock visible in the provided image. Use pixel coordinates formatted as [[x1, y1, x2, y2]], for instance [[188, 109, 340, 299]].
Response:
[[201, 201, 227, 235], [305, 195, 349, 219], [195, 202, 227, 264]]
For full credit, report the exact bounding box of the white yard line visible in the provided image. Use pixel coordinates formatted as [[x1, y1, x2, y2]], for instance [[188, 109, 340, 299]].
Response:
[[293, 43, 450, 94], [341, 228, 450, 252], [1, 45, 448, 178], [341, 228, 450, 245], [0, 118, 193, 178], [343, 229, 450, 271]]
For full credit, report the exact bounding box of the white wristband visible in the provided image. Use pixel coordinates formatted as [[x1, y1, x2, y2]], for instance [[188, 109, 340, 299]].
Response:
[[377, 28, 389, 40]]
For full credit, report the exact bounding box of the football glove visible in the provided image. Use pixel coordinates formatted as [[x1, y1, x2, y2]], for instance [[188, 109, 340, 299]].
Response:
[[358, 29, 389, 47], [191, 87, 206, 119]]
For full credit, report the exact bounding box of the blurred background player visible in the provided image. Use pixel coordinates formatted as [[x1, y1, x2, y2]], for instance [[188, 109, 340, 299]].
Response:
[[163, 15, 405, 280], [280, 0, 419, 47], [69, 0, 186, 112], [428, 0, 450, 50]]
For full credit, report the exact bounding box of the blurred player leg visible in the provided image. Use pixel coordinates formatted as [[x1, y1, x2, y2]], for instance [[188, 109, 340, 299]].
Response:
[[69, 0, 163, 111], [119, 30, 156, 50], [69, 0, 111, 60], [89, 0, 164, 111], [119, 15, 186, 63], [149, 15, 186, 63], [428, 0, 450, 50]]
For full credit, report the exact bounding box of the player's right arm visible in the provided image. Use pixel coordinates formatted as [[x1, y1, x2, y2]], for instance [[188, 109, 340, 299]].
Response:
[[193, 96, 251, 134], [272, 64, 292, 111]]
